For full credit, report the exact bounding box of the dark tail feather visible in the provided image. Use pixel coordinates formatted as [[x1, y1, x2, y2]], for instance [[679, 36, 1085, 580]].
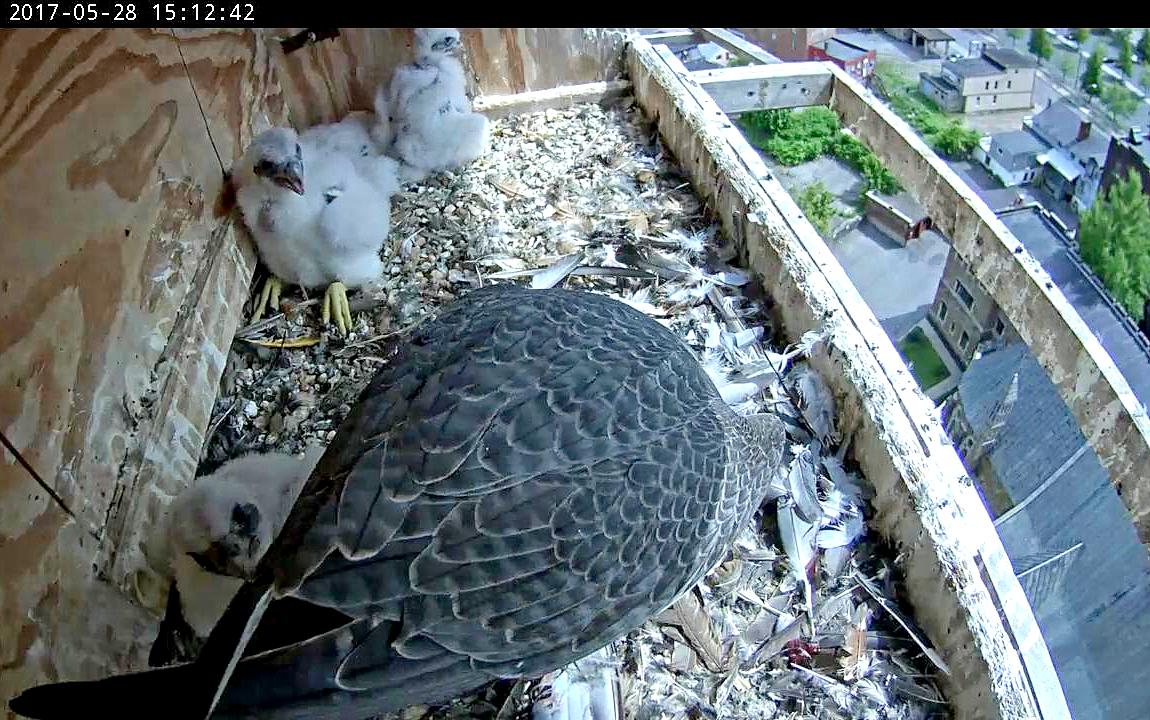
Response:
[[10, 664, 199, 719]]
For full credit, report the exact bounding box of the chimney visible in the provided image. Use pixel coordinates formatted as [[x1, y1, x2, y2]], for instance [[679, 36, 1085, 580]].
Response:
[[1077, 119, 1092, 142], [1129, 126, 1144, 145]]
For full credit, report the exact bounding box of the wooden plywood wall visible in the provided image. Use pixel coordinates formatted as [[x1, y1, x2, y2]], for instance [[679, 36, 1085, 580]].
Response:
[[0, 28, 286, 708], [0, 27, 629, 708], [265, 27, 630, 128]]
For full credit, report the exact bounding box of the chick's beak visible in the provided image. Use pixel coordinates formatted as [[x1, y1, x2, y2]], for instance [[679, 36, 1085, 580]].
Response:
[[274, 160, 305, 195]]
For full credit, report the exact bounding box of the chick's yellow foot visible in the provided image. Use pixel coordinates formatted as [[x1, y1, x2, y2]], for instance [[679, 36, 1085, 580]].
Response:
[[322, 281, 353, 335], [252, 275, 285, 321]]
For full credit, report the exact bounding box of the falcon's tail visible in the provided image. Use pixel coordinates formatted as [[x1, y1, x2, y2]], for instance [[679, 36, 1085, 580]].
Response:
[[10, 611, 490, 720], [10, 664, 200, 720]]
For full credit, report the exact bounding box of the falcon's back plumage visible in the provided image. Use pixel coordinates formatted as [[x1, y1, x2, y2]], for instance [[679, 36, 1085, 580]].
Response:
[[11, 284, 786, 720]]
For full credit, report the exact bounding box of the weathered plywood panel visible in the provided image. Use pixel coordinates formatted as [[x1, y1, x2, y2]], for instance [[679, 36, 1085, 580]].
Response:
[[99, 29, 289, 604], [827, 69, 1150, 546], [264, 28, 631, 129], [0, 28, 280, 706], [628, 38, 1070, 720]]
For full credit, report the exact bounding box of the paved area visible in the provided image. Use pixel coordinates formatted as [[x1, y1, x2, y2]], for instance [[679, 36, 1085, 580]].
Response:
[[760, 153, 950, 337], [828, 221, 950, 323], [765, 154, 865, 216]]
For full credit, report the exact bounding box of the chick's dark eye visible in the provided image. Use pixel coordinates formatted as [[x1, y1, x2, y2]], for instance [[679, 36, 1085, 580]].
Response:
[[254, 159, 274, 175]]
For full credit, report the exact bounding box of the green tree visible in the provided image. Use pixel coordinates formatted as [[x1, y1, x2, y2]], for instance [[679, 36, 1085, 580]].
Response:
[[1082, 48, 1104, 97], [1139, 67, 1150, 92], [1072, 28, 1090, 45], [1119, 31, 1135, 76], [1077, 170, 1150, 317], [1138, 30, 1150, 63], [1057, 51, 1076, 81], [1101, 82, 1140, 123], [1007, 28, 1025, 47], [1029, 28, 1053, 62], [933, 122, 981, 159]]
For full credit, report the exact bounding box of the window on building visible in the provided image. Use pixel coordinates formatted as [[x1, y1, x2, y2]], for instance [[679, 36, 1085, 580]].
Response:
[[954, 279, 975, 309], [993, 95, 998, 103], [996, 317, 1005, 335], [960, 330, 971, 349], [994, 80, 999, 89], [976, 96, 981, 106], [949, 321, 956, 333], [938, 301, 949, 321], [1007, 80, 1012, 89], [985, 81, 990, 90]]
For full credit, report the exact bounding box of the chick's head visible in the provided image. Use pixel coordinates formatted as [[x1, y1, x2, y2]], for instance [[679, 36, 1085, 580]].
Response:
[[415, 28, 462, 58], [166, 478, 271, 580], [243, 127, 306, 195]]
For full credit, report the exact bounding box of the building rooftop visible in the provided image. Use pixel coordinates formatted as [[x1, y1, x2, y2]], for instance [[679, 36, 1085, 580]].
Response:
[[947, 55, 1000, 78], [982, 46, 1038, 70], [955, 340, 1150, 720], [1038, 148, 1082, 182], [865, 189, 927, 221], [910, 27, 954, 43], [921, 72, 959, 92], [821, 37, 870, 63], [996, 206, 1150, 404], [1069, 132, 1112, 166], [1031, 99, 1094, 148], [992, 129, 1048, 157], [959, 344, 1097, 496]]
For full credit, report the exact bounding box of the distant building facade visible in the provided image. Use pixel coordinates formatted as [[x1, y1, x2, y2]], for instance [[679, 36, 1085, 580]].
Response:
[[1026, 99, 1110, 212], [807, 37, 876, 80], [983, 129, 1047, 186], [882, 28, 953, 57], [919, 47, 1036, 113], [977, 100, 1111, 211], [736, 27, 836, 61], [928, 249, 1015, 367], [1100, 127, 1150, 199]]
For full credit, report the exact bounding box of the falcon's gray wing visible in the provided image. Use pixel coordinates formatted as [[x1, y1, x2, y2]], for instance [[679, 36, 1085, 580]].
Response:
[[293, 285, 747, 687]]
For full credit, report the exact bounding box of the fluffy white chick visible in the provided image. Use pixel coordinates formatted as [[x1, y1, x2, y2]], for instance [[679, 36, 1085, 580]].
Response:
[[386, 27, 490, 181], [159, 447, 323, 642], [234, 126, 399, 333]]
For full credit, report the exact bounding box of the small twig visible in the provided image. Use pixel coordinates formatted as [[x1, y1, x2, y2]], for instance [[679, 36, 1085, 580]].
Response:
[[204, 400, 238, 448]]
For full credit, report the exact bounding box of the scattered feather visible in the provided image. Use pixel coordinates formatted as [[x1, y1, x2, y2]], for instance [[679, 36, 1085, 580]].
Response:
[[786, 445, 823, 524], [655, 588, 732, 674], [855, 570, 951, 676], [531, 252, 585, 289]]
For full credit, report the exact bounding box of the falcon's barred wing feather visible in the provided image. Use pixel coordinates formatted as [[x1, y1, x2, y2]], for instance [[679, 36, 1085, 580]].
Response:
[[294, 286, 747, 680], [9, 285, 787, 720]]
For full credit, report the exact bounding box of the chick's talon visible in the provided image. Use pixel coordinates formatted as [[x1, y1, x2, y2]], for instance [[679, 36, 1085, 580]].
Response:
[[322, 281, 352, 335], [253, 276, 284, 321]]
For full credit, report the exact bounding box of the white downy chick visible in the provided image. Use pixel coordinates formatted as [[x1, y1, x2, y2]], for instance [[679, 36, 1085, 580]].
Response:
[[233, 126, 400, 332], [387, 28, 490, 182], [162, 446, 323, 637]]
